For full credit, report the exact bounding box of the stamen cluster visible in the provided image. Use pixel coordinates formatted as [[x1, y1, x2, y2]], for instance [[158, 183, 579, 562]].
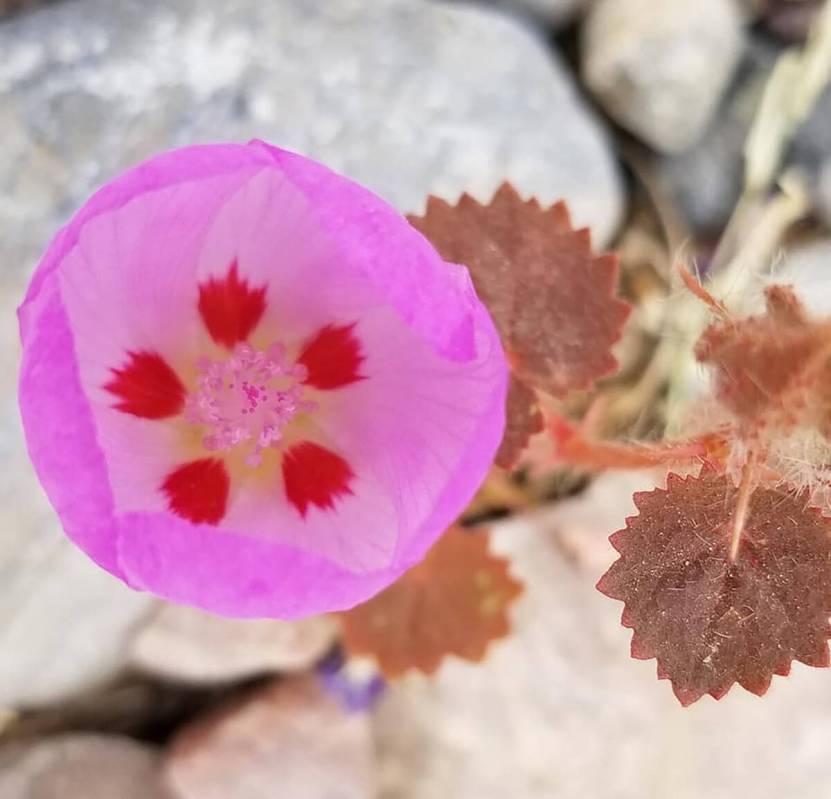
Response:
[[185, 343, 315, 467]]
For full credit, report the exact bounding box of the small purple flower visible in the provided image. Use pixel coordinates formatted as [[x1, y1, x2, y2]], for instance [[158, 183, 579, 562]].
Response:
[[317, 649, 386, 712], [18, 141, 507, 619]]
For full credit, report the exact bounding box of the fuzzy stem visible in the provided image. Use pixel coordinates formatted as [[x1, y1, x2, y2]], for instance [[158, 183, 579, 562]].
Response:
[[676, 264, 732, 321], [729, 450, 759, 563], [547, 412, 709, 471], [665, 176, 809, 437]]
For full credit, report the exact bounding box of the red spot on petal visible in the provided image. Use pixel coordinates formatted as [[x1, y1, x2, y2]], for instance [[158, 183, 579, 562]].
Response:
[[161, 458, 229, 525], [198, 261, 266, 348], [283, 441, 354, 517], [297, 323, 365, 390], [104, 350, 186, 419]]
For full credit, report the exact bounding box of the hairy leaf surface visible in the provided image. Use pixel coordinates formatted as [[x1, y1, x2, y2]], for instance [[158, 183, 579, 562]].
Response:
[[598, 468, 831, 705]]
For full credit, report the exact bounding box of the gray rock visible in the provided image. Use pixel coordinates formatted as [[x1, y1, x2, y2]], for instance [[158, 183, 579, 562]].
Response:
[[759, 0, 824, 42], [0, 523, 155, 709], [582, 0, 744, 154], [780, 238, 831, 316], [375, 473, 831, 799], [657, 36, 831, 235], [657, 41, 774, 235], [0, 284, 156, 709], [439, 0, 587, 28], [793, 85, 831, 183], [0, 0, 40, 17], [788, 62, 831, 226], [815, 162, 831, 228], [0, 0, 623, 280], [0, 735, 173, 799], [129, 605, 338, 684], [737, 0, 764, 20], [166, 677, 375, 799]]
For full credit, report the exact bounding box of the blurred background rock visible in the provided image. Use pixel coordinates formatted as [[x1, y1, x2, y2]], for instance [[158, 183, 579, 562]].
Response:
[[3, 0, 831, 797]]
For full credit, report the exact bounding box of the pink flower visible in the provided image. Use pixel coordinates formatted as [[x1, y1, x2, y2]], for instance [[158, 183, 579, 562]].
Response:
[[18, 142, 507, 619]]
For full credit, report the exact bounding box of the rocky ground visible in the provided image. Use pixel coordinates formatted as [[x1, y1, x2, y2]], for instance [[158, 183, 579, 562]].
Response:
[[3, 0, 831, 796]]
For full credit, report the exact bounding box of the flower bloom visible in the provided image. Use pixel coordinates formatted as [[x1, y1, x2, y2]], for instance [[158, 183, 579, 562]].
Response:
[[18, 142, 507, 618]]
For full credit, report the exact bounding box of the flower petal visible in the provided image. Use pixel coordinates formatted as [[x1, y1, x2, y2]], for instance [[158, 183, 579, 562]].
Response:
[[297, 323, 364, 390], [198, 261, 266, 348], [20, 144, 272, 339], [161, 458, 230, 525], [18, 284, 120, 576], [116, 511, 405, 619], [193, 168, 377, 348], [282, 441, 355, 516], [18, 145, 267, 580], [50, 165, 280, 523], [308, 302, 506, 569], [253, 141, 478, 362], [19, 142, 508, 618], [104, 350, 186, 419], [115, 340, 507, 620]]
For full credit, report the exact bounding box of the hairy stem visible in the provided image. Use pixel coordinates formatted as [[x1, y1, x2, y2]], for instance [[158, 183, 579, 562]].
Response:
[[729, 450, 759, 563], [664, 175, 809, 437], [547, 411, 709, 471]]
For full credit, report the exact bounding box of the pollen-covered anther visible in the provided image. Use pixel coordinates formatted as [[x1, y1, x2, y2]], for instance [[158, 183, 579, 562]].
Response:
[[185, 342, 317, 467]]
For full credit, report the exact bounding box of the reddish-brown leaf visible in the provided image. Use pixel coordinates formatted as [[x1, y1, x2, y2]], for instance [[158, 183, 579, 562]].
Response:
[[695, 284, 831, 438], [340, 526, 523, 677], [598, 467, 831, 705], [409, 185, 630, 397], [409, 185, 631, 467], [494, 376, 543, 469]]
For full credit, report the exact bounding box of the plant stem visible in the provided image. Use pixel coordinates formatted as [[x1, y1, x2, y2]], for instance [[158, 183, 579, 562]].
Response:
[[729, 449, 759, 563]]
